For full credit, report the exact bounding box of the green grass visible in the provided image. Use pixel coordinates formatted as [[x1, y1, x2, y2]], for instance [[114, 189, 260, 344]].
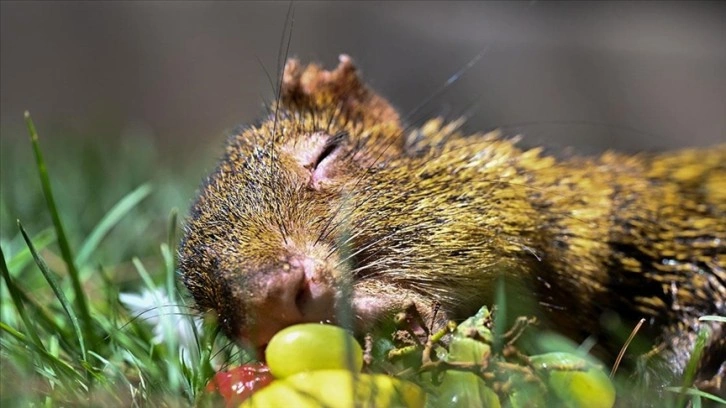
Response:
[[0, 114, 248, 406]]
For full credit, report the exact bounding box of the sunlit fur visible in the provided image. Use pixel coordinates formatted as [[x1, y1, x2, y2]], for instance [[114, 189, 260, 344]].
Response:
[[178, 56, 725, 391]]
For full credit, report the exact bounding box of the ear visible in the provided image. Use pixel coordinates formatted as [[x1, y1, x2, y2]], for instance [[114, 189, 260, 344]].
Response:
[[282, 55, 401, 128]]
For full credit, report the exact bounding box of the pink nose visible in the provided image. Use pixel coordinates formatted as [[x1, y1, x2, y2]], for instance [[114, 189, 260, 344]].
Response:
[[244, 265, 307, 348], [241, 256, 338, 351]]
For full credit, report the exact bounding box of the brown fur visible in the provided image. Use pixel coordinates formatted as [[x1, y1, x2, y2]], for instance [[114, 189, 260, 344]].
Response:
[[178, 55, 725, 391]]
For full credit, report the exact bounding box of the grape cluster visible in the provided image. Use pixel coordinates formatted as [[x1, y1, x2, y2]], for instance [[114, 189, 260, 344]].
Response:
[[204, 306, 616, 407], [387, 306, 615, 408]]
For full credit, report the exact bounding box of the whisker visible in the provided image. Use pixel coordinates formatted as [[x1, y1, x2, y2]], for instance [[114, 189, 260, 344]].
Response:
[[498, 119, 659, 143], [401, 50, 487, 128], [331, 229, 404, 270], [268, 2, 295, 182], [111, 306, 201, 338], [254, 53, 278, 99]]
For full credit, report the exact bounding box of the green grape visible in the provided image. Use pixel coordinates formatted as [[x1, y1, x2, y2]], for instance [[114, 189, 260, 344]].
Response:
[[507, 378, 547, 408], [240, 370, 426, 408], [447, 337, 491, 364], [432, 370, 501, 408], [446, 306, 493, 364], [530, 352, 615, 408], [453, 306, 495, 342], [265, 323, 363, 378]]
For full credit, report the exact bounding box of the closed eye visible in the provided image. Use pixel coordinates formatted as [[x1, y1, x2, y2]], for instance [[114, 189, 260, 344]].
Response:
[[312, 131, 348, 170]]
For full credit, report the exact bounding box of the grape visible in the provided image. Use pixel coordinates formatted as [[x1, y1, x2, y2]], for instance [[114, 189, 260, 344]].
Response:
[[447, 337, 491, 364], [241, 370, 425, 408], [529, 352, 615, 408], [204, 363, 273, 407], [433, 370, 500, 408], [265, 323, 363, 378], [505, 373, 547, 408]]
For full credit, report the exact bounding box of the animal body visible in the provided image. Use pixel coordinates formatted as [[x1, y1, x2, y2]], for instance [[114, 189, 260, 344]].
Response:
[[178, 55, 725, 393]]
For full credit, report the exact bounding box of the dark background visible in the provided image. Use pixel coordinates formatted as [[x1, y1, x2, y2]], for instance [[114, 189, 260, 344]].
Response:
[[2, 1, 724, 157]]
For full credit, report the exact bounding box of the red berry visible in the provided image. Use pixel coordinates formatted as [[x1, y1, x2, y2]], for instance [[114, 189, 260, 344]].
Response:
[[205, 363, 274, 407]]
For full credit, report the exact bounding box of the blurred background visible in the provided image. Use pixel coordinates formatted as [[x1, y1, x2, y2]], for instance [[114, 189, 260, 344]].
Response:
[[1, 1, 725, 261], [3, 1, 724, 150]]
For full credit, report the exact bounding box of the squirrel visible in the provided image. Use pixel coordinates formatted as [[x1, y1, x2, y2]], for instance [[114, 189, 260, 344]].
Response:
[[178, 55, 725, 394]]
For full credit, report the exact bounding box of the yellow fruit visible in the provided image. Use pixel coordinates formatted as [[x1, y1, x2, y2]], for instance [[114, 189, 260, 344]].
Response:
[[239, 380, 318, 408], [240, 370, 426, 408], [265, 323, 363, 378]]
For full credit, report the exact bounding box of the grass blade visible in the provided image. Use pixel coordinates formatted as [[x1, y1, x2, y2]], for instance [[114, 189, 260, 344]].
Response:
[[132, 257, 156, 290], [0, 322, 85, 383], [162, 243, 177, 306], [75, 183, 153, 268], [698, 315, 726, 323], [0, 269, 69, 342], [0, 244, 46, 350], [167, 208, 178, 254], [674, 327, 710, 408], [665, 386, 726, 405], [24, 112, 92, 331], [131, 256, 183, 392], [492, 278, 507, 353], [6, 227, 56, 274], [19, 221, 88, 363]]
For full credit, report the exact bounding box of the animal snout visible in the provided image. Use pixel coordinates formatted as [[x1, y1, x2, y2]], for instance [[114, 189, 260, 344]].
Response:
[[243, 263, 307, 348], [243, 255, 338, 350]]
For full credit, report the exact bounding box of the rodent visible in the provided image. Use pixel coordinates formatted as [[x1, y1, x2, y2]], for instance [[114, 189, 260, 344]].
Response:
[[178, 55, 725, 393]]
